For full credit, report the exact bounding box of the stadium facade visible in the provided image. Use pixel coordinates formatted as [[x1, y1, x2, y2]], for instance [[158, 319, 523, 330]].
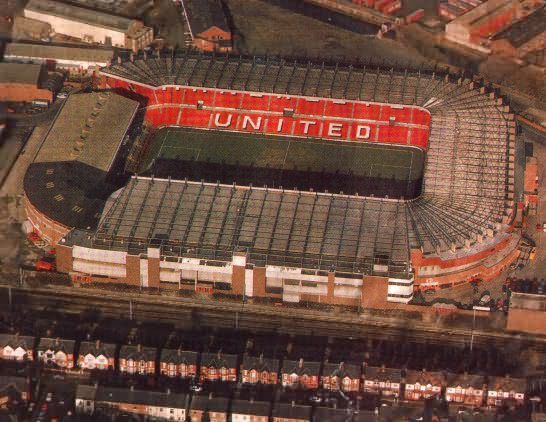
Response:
[[24, 51, 520, 306]]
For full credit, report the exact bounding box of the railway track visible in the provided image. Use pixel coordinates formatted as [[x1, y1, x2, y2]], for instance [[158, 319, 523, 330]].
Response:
[[2, 284, 545, 352]]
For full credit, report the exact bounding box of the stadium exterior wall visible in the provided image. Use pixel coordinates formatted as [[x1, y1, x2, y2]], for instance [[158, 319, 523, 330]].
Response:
[[55, 235, 518, 307], [24, 195, 70, 245]]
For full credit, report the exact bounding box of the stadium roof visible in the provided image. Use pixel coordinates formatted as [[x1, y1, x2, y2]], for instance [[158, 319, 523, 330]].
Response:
[[24, 92, 138, 230], [4, 42, 114, 65], [25, 0, 134, 32], [35, 91, 138, 173], [0, 62, 43, 85]]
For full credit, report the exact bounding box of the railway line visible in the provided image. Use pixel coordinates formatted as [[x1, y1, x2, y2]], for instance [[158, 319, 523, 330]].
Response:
[[2, 283, 545, 352]]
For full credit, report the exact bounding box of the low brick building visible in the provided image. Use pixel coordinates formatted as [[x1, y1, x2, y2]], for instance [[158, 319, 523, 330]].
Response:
[[189, 393, 229, 422], [486, 375, 526, 407], [0, 376, 30, 408], [181, 0, 232, 52], [119, 344, 156, 376], [75, 384, 187, 420], [241, 354, 279, 385], [445, 373, 486, 407], [404, 369, 445, 401], [0, 333, 35, 362], [231, 399, 271, 422], [200, 352, 238, 383], [160, 348, 198, 379], [36, 337, 75, 369], [0, 62, 53, 103], [321, 361, 361, 393], [362, 365, 402, 398], [78, 340, 116, 371], [272, 401, 312, 422], [281, 358, 320, 390]]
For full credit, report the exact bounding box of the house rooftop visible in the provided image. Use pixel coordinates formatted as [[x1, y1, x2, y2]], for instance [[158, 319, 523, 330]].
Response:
[[405, 369, 445, 385], [322, 362, 361, 379], [77, 385, 186, 408], [282, 359, 321, 375], [78, 340, 117, 356], [119, 344, 156, 360], [37, 337, 75, 352], [231, 399, 271, 417], [363, 366, 402, 382], [242, 354, 280, 372], [272, 401, 312, 420], [200, 352, 238, 368], [190, 393, 229, 413], [160, 348, 198, 364]]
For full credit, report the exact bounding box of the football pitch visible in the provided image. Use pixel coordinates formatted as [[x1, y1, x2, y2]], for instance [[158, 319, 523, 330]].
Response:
[[140, 127, 424, 198]]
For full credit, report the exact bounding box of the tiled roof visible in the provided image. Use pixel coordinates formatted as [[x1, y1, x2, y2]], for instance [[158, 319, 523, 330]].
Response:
[[363, 366, 402, 382], [201, 352, 238, 368], [0, 334, 35, 350], [272, 401, 312, 420], [37, 337, 75, 353], [322, 362, 361, 379], [282, 359, 321, 376], [242, 355, 279, 373], [78, 340, 116, 358], [190, 393, 229, 413], [231, 399, 270, 417], [160, 348, 198, 365], [119, 344, 156, 361], [405, 369, 445, 385]]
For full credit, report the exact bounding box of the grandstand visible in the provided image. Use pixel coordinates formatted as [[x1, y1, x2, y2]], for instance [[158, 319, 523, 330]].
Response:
[[25, 51, 517, 306]]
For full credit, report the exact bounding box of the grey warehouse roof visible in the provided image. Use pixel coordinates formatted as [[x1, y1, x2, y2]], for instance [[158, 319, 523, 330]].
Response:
[[4, 42, 114, 64], [25, 0, 135, 32], [0, 62, 43, 85]]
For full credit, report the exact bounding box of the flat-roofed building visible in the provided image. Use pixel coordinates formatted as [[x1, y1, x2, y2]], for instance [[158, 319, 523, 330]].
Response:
[[445, 0, 516, 52], [4, 42, 114, 74], [24, 0, 153, 52], [0, 62, 53, 103], [490, 6, 546, 59]]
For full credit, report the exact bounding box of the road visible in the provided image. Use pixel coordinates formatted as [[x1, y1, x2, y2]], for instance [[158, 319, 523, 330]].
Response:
[[2, 283, 545, 352]]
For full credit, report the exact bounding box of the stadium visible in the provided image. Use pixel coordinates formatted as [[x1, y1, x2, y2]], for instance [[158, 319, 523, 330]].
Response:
[[24, 50, 519, 306]]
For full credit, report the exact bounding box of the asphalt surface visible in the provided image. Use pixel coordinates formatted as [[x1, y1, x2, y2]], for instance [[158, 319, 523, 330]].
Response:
[[2, 283, 545, 352]]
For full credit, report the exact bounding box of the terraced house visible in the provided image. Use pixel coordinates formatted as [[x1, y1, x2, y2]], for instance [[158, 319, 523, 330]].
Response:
[[240, 354, 279, 385], [0, 334, 34, 362], [159, 348, 198, 379], [119, 344, 156, 376]]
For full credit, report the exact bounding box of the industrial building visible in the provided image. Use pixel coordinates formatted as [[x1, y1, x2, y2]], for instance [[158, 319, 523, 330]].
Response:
[[0, 62, 53, 103], [23, 0, 153, 52], [23, 51, 518, 306], [490, 6, 546, 59], [181, 0, 232, 52], [445, 0, 545, 53], [3, 43, 114, 74]]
